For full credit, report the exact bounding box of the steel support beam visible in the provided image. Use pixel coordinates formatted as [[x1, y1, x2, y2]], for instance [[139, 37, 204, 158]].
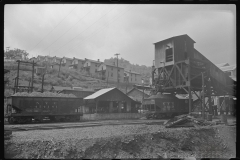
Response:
[[188, 59, 192, 113]]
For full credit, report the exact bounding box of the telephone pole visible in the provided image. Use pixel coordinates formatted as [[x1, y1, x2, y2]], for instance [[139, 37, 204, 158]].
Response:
[[114, 53, 120, 88]]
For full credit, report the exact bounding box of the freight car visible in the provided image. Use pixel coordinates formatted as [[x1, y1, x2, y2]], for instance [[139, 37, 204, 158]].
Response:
[[6, 96, 83, 124], [142, 93, 189, 119]]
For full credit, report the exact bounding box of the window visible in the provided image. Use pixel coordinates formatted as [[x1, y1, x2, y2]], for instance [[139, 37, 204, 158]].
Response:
[[165, 48, 173, 62], [95, 64, 98, 67], [111, 67, 113, 71], [111, 73, 113, 77]]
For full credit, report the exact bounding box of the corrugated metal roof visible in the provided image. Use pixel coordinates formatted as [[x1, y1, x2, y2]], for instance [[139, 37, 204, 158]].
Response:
[[84, 87, 116, 100], [219, 65, 236, 72]]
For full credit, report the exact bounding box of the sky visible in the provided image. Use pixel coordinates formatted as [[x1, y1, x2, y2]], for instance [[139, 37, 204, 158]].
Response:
[[4, 4, 236, 66]]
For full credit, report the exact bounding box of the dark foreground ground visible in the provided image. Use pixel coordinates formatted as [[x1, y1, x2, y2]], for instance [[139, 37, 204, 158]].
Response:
[[4, 119, 236, 159]]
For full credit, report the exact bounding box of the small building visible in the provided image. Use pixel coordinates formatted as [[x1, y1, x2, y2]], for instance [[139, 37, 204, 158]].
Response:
[[126, 87, 151, 103], [83, 58, 102, 76], [124, 70, 142, 84], [59, 89, 95, 98], [50, 86, 72, 93], [84, 87, 135, 114], [96, 63, 124, 82], [69, 57, 85, 70]]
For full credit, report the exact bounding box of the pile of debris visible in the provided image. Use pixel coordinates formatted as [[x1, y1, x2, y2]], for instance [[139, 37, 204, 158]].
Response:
[[164, 114, 214, 128]]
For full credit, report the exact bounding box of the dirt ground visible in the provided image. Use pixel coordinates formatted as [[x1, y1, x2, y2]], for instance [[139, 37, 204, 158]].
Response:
[[4, 123, 236, 159]]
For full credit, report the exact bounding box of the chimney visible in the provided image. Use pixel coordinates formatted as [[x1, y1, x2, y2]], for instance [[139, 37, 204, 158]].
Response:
[[98, 59, 99, 62]]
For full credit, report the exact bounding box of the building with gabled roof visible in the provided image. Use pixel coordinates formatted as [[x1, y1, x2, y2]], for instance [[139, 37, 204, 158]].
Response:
[[69, 57, 85, 70], [124, 70, 142, 84], [83, 58, 102, 76], [126, 87, 151, 103], [83, 87, 139, 116], [61, 56, 73, 68], [96, 62, 124, 82]]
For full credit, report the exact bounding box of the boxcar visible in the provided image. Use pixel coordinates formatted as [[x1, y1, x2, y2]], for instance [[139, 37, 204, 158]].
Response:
[[143, 94, 189, 119], [6, 96, 83, 124]]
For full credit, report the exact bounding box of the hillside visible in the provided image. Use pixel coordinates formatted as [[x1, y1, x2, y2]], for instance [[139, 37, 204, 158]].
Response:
[[104, 57, 152, 77], [4, 62, 134, 97]]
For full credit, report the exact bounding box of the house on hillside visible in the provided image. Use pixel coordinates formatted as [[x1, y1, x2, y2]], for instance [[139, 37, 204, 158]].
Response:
[[61, 57, 73, 68], [124, 70, 142, 84], [37, 55, 45, 62], [49, 56, 62, 69], [69, 57, 85, 70], [44, 56, 53, 62], [83, 59, 102, 76], [96, 63, 124, 82]]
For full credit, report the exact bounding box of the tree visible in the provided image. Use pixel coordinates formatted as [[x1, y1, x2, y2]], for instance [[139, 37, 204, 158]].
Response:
[[4, 48, 29, 59]]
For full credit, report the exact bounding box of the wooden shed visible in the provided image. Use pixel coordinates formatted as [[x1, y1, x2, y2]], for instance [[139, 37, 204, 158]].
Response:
[[83, 87, 139, 114]]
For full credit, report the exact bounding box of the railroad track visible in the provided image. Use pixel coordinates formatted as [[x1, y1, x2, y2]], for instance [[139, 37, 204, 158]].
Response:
[[4, 119, 166, 132]]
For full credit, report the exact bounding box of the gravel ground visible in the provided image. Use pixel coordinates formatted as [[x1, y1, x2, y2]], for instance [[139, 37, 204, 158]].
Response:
[[4, 124, 236, 159]]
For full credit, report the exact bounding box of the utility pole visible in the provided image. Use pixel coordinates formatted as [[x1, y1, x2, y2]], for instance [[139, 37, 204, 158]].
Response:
[[41, 73, 45, 93], [202, 72, 205, 119], [58, 58, 63, 77], [114, 53, 120, 88]]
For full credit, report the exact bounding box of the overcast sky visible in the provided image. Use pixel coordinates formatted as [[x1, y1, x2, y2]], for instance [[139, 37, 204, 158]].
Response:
[[4, 4, 236, 66]]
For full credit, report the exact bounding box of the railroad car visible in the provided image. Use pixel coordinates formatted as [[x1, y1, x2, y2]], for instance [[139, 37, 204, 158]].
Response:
[[6, 96, 83, 124], [142, 93, 189, 119]]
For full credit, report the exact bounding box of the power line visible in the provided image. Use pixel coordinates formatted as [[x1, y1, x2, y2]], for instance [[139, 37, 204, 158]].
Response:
[[60, 6, 133, 54], [28, 5, 78, 53], [39, 4, 97, 55], [51, 5, 118, 55]]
